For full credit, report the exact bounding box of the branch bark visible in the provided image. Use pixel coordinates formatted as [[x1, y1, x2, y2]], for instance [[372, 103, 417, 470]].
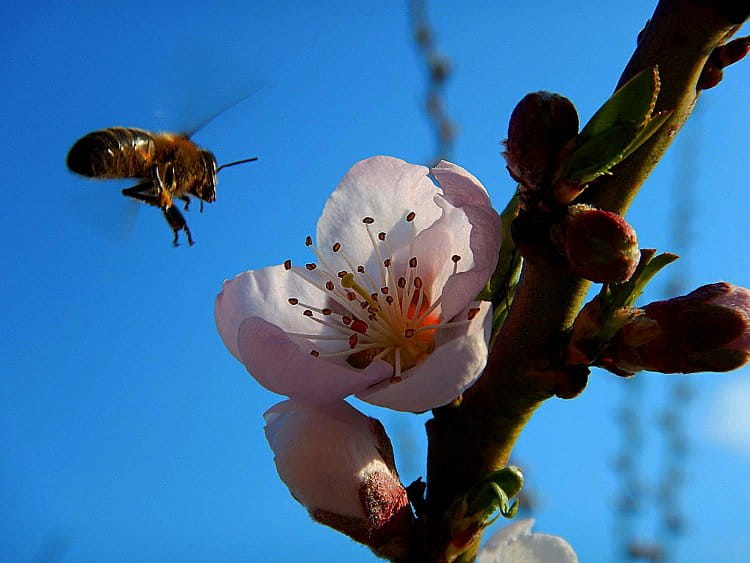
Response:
[[422, 1, 748, 559]]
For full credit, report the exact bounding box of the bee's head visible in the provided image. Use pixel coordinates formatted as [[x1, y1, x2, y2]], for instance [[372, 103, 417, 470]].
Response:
[[196, 149, 218, 202]]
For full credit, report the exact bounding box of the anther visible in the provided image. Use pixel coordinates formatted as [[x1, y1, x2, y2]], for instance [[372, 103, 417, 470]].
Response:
[[325, 281, 335, 291], [346, 292, 357, 301], [409, 257, 418, 268], [284, 259, 292, 270], [342, 316, 352, 325], [349, 334, 359, 349], [467, 307, 480, 320], [338, 271, 347, 278], [452, 255, 461, 263], [378, 232, 386, 241], [406, 211, 416, 222], [351, 320, 368, 334], [305, 263, 317, 270], [386, 296, 394, 305], [381, 287, 389, 294], [357, 265, 365, 273], [414, 277, 423, 289], [305, 236, 313, 246], [398, 277, 406, 288], [310, 350, 320, 357], [383, 258, 392, 268], [303, 310, 314, 317], [405, 328, 416, 338], [332, 242, 341, 252], [288, 298, 299, 305], [363, 217, 375, 224], [322, 308, 332, 315], [389, 375, 403, 383]]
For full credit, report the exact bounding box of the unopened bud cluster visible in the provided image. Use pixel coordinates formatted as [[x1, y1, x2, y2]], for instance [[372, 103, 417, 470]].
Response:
[[597, 283, 750, 375], [504, 93, 640, 284]]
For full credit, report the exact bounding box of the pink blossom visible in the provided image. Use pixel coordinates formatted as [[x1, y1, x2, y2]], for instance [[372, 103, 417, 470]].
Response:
[[264, 400, 412, 560], [215, 156, 501, 411], [477, 519, 578, 563]]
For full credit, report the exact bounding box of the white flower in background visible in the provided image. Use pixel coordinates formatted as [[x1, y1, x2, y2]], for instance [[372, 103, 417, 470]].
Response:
[[216, 156, 501, 412], [477, 519, 578, 563], [264, 400, 412, 560]]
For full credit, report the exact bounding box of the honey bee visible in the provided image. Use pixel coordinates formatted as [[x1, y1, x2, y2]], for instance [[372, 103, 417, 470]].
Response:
[[66, 127, 256, 246]]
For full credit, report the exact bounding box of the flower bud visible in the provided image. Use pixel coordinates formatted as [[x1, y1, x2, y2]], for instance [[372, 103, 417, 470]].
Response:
[[264, 400, 412, 559], [562, 204, 639, 283], [600, 282, 750, 374], [504, 92, 579, 193]]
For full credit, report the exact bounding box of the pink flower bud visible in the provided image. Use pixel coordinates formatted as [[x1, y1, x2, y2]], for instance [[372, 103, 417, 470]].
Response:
[[504, 92, 579, 193], [562, 204, 639, 283], [600, 282, 750, 374], [264, 400, 412, 559]]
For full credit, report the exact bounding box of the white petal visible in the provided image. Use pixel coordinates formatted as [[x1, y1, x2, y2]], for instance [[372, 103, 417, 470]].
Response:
[[316, 156, 442, 274], [431, 161, 502, 321], [356, 301, 492, 412], [407, 195, 473, 317], [478, 519, 578, 563], [237, 317, 392, 404], [216, 264, 352, 361], [263, 399, 397, 519]]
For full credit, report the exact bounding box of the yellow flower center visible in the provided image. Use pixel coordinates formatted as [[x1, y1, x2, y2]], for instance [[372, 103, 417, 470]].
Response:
[[283, 212, 479, 385]]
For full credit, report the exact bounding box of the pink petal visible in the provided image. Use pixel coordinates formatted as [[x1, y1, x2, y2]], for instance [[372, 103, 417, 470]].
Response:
[[316, 156, 442, 274], [216, 264, 352, 361], [477, 519, 578, 563], [356, 301, 492, 412], [430, 161, 502, 321], [263, 399, 400, 518], [237, 318, 392, 404]]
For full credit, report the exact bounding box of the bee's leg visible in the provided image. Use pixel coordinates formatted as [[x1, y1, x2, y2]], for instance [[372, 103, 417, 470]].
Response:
[[163, 205, 194, 247], [199, 200, 204, 213], [180, 196, 191, 212], [122, 181, 161, 207]]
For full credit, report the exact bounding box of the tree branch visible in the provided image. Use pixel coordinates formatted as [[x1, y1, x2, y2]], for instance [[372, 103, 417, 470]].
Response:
[[422, 1, 748, 558]]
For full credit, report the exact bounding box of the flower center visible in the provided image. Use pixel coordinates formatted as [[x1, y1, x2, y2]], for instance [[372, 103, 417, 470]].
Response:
[[283, 212, 479, 385]]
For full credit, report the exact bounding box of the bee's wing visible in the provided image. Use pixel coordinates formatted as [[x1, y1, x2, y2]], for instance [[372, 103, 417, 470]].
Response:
[[66, 177, 140, 243]]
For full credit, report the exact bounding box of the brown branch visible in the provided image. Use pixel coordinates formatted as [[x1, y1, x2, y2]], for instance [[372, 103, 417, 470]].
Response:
[[422, 1, 748, 559]]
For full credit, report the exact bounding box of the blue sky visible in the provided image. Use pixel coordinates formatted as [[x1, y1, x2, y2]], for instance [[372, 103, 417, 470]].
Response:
[[2, 2, 748, 561]]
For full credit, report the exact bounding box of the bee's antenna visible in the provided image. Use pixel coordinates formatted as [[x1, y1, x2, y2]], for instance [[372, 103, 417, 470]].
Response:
[[217, 157, 258, 172]]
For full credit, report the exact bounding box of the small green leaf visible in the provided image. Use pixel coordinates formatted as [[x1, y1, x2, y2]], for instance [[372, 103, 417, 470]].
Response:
[[578, 66, 660, 143], [604, 249, 679, 312], [557, 66, 672, 195], [476, 193, 522, 333]]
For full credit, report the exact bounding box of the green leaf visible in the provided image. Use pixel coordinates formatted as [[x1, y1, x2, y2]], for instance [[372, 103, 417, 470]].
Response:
[[558, 66, 672, 190], [604, 249, 679, 312], [476, 193, 522, 333]]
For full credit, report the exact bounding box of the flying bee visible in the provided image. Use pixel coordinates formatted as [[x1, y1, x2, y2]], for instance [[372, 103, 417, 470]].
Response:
[[66, 127, 256, 246]]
